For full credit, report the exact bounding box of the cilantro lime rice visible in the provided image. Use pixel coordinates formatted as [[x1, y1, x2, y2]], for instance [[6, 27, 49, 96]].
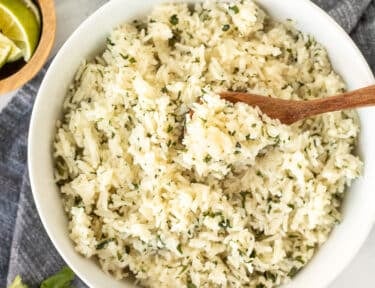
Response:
[[53, 1, 362, 287]]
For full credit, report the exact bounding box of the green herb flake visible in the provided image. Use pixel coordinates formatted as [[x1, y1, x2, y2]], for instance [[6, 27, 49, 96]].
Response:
[[170, 14, 179, 25], [119, 53, 129, 60], [199, 117, 207, 123], [229, 5, 240, 14], [161, 86, 168, 93], [287, 204, 295, 209], [294, 255, 305, 264], [288, 266, 299, 277], [240, 191, 248, 209], [168, 29, 182, 47], [157, 235, 165, 246], [129, 57, 136, 64], [74, 195, 83, 207], [222, 24, 230, 31], [265, 271, 276, 282], [96, 238, 115, 250], [250, 249, 256, 258], [203, 154, 212, 163], [219, 219, 231, 229], [106, 37, 115, 46], [203, 211, 222, 218], [177, 244, 183, 254], [187, 282, 197, 288], [179, 265, 188, 275], [256, 284, 265, 288], [167, 125, 173, 133]]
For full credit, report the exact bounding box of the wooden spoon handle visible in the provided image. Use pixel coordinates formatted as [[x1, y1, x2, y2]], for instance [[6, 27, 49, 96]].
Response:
[[295, 84, 375, 120], [221, 85, 375, 124]]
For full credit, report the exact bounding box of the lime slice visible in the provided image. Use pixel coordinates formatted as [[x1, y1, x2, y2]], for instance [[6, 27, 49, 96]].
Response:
[[0, 32, 23, 62], [21, 0, 41, 26], [0, 0, 40, 61], [0, 42, 11, 68]]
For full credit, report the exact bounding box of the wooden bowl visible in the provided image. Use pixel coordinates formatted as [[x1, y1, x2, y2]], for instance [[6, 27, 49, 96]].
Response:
[[0, 0, 56, 94]]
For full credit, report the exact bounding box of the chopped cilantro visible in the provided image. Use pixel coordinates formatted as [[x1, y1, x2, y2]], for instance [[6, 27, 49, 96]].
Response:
[[96, 238, 115, 250], [287, 204, 295, 209], [229, 5, 240, 14], [129, 57, 136, 64], [177, 244, 183, 254], [265, 271, 276, 282], [119, 53, 128, 60], [187, 282, 197, 288], [240, 191, 249, 209], [219, 218, 231, 229], [125, 245, 131, 254], [170, 14, 179, 25], [169, 29, 182, 47], [222, 24, 230, 31], [295, 256, 304, 264], [179, 265, 188, 275], [250, 250, 256, 258], [106, 37, 115, 46], [288, 266, 299, 277], [204, 154, 212, 163]]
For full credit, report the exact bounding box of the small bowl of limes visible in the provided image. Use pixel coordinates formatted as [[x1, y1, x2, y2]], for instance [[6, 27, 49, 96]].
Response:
[[0, 0, 55, 94]]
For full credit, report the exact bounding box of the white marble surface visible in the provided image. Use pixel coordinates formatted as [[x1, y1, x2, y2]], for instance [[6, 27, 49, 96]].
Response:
[[0, 0, 374, 287]]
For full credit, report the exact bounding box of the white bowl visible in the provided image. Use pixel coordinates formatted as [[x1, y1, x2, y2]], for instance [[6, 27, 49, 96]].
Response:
[[28, 0, 375, 287]]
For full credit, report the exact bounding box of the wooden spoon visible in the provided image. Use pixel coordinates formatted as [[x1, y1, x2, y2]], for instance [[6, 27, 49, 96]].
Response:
[[220, 85, 375, 124]]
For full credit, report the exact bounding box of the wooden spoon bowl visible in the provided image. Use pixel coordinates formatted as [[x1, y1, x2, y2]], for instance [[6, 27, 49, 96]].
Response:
[[0, 0, 56, 94]]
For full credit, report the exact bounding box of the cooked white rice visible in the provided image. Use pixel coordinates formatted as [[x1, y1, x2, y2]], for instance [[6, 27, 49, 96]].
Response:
[[53, 1, 362, 287]]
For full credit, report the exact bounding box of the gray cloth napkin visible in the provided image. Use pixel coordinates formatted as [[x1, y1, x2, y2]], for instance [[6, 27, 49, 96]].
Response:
[[1, 1, 374, 287]]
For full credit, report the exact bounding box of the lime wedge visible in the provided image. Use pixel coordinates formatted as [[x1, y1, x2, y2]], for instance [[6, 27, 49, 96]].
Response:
[[0, 42, 11, 68], [0, 0, 40, 61], [21, 0, 41, 26], [0, 32, 23, 62]]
